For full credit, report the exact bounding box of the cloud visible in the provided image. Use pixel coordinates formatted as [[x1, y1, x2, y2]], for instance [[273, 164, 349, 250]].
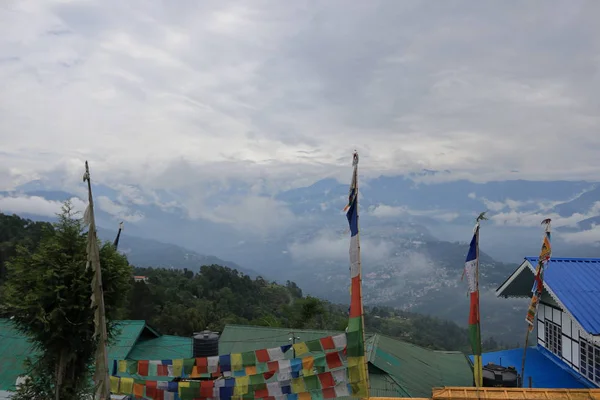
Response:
[[288, 230, 393, 262], [1, 0, 600, 193], [96, 195, 144, 222], [490, 201, 600, 228], [187, 195, 297, 236], [0, 195, 86, 217], [561, 225, 600, 245], [368, 204, 459, 222]]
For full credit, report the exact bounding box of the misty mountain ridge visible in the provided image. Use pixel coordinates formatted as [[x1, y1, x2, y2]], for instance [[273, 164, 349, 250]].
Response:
[[2, 174, 600, 344]]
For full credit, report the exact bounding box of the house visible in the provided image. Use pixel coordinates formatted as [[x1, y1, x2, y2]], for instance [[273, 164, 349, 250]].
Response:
[[219, 324, 474, 398], [494, 257, 600, 388], [133, 275, 149, 283], [0, 319, 192, 393]]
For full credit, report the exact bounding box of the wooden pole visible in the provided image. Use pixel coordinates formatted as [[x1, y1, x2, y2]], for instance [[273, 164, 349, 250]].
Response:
[[520, 327, 530, 388], [85, 162, 111, 400]]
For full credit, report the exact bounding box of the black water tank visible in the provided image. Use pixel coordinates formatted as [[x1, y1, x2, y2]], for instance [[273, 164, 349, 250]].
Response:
[[193, 330, 220, 357], [482, 363, 519, 387]]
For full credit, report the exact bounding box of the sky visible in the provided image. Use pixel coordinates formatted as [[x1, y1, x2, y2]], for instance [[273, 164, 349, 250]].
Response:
[[1, 0, 600, 194]]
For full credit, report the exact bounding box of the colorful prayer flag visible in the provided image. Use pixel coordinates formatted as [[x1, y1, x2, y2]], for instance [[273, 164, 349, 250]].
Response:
[[344, 152, 369, 398], [525, 221, 552, 330], [463, 223, 482, 387]]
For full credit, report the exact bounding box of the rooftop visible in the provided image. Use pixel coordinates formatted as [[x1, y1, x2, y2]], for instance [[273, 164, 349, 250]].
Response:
[[496, 257, 600, 335], [220, 324, 473, 398], [0, 319, 193, 391]]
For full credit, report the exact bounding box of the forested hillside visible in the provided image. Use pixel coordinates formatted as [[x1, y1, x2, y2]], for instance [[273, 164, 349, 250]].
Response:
[[0, 211, 507, 353]]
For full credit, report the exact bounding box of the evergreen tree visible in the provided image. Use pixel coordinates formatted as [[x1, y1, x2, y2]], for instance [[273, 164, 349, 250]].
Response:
[[1, 202, 132, 400]]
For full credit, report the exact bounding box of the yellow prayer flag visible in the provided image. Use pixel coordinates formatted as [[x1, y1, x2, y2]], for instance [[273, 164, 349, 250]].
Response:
[[172, 359, 183, 376], [293, 342, 309, 356], [109, 376, 120, 394], [234, 376, 249, 395], [291, 377, 306, 393], [245, 365, 257, 375], [231, 353, 243, 371], [118, 360, 127, 373], [119, 377, 134, 395]]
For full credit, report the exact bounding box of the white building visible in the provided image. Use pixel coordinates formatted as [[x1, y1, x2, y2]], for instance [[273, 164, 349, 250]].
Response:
[[496, 257, 600, 387]]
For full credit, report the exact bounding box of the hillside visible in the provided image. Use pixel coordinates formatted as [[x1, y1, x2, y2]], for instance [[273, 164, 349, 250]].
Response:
[[0, 210, 507, 352]]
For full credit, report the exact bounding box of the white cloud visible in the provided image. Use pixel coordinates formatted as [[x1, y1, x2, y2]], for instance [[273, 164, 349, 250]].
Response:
[[1, 1, 600, 192], [368, 204, 459, 222], [561, 225, 600, 245], [96, 195, 144, 222], [0, 195, 86, 217], [491, 202, 600, 228], [187, 195, 297, 236], [288, 230, 393, 262]]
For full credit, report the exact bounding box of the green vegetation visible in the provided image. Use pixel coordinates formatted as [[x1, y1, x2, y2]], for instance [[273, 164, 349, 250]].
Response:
[[0, 205, 132, 399], [0, 209, 508, 385]]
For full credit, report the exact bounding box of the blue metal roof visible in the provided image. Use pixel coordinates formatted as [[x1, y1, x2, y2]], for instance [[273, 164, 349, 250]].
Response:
[[471, 346, 595, 388], [525, 257, 600, 335]]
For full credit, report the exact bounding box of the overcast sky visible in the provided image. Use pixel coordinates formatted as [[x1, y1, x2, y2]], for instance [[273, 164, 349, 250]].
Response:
[[1, 0, 600, 192]]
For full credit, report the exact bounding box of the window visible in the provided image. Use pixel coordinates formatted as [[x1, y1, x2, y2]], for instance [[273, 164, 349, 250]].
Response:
[[545, 320, 562, 356], [580, 339, 600, 384]]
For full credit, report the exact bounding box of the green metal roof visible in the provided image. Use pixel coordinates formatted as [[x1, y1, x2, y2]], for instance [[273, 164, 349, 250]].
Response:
[[0, 319, 36, 391], [218, 324, 345, 356], [0, 319, 192, 391], [219, 324, 473, 398], [127, 335, 192, 361], [367, 334, 473, 398]]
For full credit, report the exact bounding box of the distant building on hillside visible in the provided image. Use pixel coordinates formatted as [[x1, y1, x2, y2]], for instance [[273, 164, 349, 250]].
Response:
[[133, 275, 149, 283], [491, 257, 600, 388]]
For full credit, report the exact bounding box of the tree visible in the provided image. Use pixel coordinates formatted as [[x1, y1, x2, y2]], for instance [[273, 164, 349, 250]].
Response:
[[1, 202, 132, 400]]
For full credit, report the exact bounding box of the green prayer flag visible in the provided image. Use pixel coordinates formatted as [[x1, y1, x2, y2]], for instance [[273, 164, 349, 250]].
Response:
[[242, 351, 257, 367], [306, 339, 323, 353]]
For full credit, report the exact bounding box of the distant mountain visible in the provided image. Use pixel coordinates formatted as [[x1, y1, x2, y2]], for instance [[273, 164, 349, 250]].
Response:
[[3, 174, 600, 345], [96, 227, 257, 277]]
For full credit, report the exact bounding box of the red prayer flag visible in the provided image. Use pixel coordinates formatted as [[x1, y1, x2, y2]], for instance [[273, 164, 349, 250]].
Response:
[[157, 365, 168, 376], [200, 380, 213, 397], [196, 357, 208, 374], [320, 336, 335, 350], [145, 380, 157, 398], [267, 361, 278, 372], [325, 352, 343, 369], [255, 388, 270, 398], [318, 372, 335, 388], [323, 387, 337, 399], [255, 348, 270, 363], [264, 371, 276, 380], [137, 360, 149, 376]]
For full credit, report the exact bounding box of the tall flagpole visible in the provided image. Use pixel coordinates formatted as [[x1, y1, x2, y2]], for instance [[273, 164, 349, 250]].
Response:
[[344, 151, 370, 399], [520, 218, 552, 387], [83, 161, 111, 399], [463, 212, 486, 388]]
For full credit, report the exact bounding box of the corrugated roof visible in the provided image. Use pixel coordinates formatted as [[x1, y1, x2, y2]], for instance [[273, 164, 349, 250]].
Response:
[[0, 319, 189, 391], [218, 324, 345, 356], [472, 346, 595, 389], [127, 335, 192, 361], [220, 324, 473, 398], [0, 319, 36, 391], [368, 334, 473, 398], [524, 257, 600, 335]]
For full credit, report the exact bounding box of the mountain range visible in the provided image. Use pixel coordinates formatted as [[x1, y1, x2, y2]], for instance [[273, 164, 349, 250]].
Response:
[[1, 173, 599, 344]]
